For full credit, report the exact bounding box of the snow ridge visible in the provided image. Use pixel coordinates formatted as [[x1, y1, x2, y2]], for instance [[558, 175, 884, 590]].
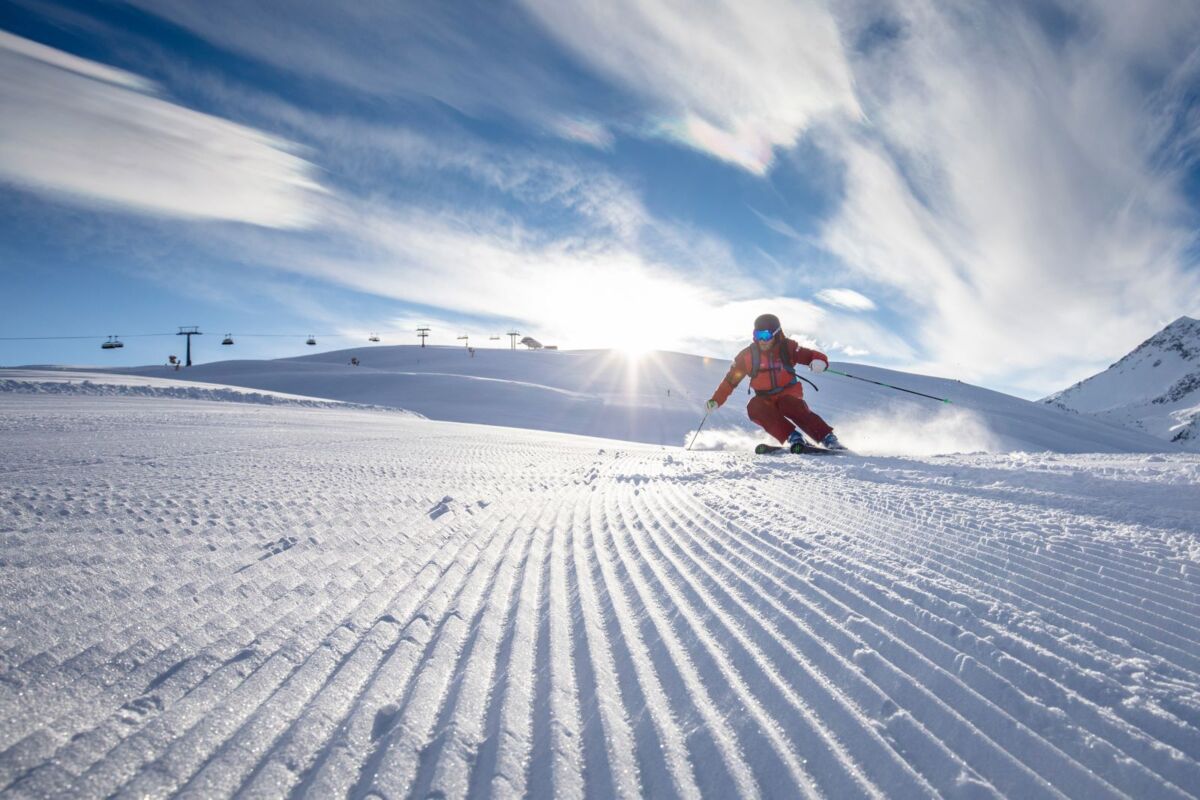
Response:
[[0, 376, 415, 414]]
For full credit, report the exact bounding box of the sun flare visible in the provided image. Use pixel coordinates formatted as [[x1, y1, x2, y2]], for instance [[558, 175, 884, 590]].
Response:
[[615, 340, 652, 360]]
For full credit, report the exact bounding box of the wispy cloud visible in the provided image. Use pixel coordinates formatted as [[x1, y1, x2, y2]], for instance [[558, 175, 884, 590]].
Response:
[[122, 1, 860, 171], [156, 156, 907, 361], [0, 31, 324, 227], [115, 0, 618, 140], [0, 29, 151, 90], [226, 198, 755, 353], [140, 67, 647, 243], [546, 115, 615, 150], [115, 0, 864, 175], [0, 28, 914, 366], [815, 1, 1200, 392], [816, 288, 876, 311], [751, 209, 808, 242], [515, 1, 1200, 389], [520, 0, 861, 173]]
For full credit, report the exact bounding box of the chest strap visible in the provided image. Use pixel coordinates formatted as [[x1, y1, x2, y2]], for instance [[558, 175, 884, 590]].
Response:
[[753, 375, 820, 397]]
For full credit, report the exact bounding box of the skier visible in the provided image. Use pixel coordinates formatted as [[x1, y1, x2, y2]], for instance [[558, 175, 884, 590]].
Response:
[[706, 313, 846, 452]]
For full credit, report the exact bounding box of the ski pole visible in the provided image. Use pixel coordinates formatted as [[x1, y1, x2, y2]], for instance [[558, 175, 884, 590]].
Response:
[[686, 410, 711, 451], [827, 369, 952, 404]]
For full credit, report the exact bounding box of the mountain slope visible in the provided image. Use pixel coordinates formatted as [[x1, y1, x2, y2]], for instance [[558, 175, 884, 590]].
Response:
[[92, 344, 1166, 454], [2, 394, 1198, 798], [1044, 316, 1200, 447]]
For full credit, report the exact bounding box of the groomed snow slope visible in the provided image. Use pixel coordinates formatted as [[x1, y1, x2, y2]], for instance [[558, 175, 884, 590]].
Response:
[[97, 345, 1166, 454], [2, 394, 1199, 799]]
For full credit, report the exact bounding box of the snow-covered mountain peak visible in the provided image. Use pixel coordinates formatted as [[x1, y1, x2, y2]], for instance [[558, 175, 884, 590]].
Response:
[[1113, 314, 1199, 369], [1044, 315, 1200, 446]]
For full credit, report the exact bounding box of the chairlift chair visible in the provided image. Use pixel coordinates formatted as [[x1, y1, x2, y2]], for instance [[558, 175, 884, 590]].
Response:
[[101, 336, 123, 350], [222, 334, 234, 345], [306, 336, 317, 346], [369, 333, 381, 342]]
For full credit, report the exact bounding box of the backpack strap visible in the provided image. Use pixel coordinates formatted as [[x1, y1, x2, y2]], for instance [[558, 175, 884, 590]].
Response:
[[780, 339, 797, 378]]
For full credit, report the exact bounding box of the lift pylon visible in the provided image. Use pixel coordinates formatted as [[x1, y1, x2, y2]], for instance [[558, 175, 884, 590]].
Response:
[[176, 326, 202, 366]]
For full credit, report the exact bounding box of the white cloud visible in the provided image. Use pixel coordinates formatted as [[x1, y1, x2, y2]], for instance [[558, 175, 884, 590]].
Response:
[[117, 0, 861, 171], [0, 29, 152, 91], [519, 0, 861, 173], [42, 59, 910, 368], [0, 31, 323, 227], [178, 181, 910, 364], [751, 210, 807, 242], [815, 1, 1200, 393], [114, 0, 613, 148], [147, 70, 648, 243], [291, 203, 746, 354], [816, 288, 876, 311], [546, 116, 615, 150]]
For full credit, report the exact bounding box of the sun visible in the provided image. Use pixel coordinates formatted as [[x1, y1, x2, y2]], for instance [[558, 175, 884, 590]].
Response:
[[535, 260, 702, 358], [601, 321, 660, 360], [616, 341, 652, 360]]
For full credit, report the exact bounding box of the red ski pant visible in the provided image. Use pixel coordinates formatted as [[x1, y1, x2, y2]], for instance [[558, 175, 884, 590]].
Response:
[[747, 391, 833, 444]]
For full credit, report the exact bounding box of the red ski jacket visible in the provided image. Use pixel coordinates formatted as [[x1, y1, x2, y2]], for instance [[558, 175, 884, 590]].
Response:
[[710, 338, 828, 406]]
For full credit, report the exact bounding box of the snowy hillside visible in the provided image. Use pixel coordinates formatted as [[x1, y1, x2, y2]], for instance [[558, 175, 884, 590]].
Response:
[[0, 368, 416, 413], [2, 392, 1199, 799], [88, 344, 1166, 454], [1045, 316, 1200, 447]]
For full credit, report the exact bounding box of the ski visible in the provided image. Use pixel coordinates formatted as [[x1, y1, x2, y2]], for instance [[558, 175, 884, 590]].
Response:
[[754, 442, 845, 456]]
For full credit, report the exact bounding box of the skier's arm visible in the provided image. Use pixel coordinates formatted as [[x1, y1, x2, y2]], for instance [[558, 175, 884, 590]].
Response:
[[710, 360, 746, 407], [789, 340, 829, 371]]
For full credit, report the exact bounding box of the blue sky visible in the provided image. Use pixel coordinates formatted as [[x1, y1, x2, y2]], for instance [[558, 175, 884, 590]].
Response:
[[2, 0, 1199, 397]]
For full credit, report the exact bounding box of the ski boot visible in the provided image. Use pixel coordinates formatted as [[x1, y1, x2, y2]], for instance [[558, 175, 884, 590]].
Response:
[[820, 432, 848, 451], [787, 430, 807, 454]]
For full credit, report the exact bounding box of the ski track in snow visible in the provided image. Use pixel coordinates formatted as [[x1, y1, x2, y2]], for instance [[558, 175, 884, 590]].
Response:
[[2, 396, 1199, 799]]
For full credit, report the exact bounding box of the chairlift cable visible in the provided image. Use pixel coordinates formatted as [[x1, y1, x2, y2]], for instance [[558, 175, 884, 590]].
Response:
[[0, 333, 175, 340], [3, 328, 515, 343]]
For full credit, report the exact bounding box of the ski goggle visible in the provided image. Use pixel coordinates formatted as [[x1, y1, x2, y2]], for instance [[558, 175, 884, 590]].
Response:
[[753, 328, 777, 342]]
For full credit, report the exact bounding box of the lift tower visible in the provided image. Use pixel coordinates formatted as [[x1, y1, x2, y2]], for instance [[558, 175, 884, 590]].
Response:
[[507, 330, 520, 350], [177, 326, 202, 366], [417, 327, 431, 347]]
